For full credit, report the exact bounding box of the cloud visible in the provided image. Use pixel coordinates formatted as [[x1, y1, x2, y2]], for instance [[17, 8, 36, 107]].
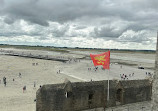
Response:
[[0, 0, 157, 27], [3, 17, 14, 24], [0, 0, 4, 6], [0, 0, 101, 26], [117, 30, 152, 43], [74, 25, 87, 30], [91, 19, 130, 38], [0, 32, 41, 37], [93, 26, 123, 38], [0, 0, 157, 49], [51, 24, 70, 37]]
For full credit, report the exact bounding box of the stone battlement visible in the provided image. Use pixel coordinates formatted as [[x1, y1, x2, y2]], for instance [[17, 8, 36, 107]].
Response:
[[36, 79, 152, 111]]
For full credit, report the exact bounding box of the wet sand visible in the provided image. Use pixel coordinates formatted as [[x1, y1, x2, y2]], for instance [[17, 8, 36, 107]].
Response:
[[0, 48, 154, 111]]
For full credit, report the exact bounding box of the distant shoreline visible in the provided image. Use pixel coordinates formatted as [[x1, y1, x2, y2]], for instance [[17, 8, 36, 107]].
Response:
[[0, 44, 155, 54]]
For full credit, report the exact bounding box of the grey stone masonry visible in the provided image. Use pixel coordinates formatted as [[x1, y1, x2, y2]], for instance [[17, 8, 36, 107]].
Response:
[[152, 31, 158, 111], [36, 80, 152, 111]]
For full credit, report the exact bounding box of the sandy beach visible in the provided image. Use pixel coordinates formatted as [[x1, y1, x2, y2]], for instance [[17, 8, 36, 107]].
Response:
[[0, 48, 154, 111]]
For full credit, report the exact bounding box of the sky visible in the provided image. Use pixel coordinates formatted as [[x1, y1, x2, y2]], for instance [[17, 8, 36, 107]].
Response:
[[0, 0, 158, 50]]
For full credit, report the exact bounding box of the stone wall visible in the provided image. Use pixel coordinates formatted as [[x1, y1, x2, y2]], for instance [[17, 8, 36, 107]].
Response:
[[152, 32, 158, 111], [36, 79, 152, 111]]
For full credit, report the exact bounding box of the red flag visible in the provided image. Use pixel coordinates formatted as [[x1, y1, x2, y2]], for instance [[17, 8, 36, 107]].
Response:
[[90, 51, 110, 69]]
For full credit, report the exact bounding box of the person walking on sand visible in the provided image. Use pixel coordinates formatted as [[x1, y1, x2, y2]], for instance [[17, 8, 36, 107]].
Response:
[[132, 73, 134, 76], [34, 82, 36, 88], [23, 86, 26, 93], [19, 72, 21, 78], [3, 77, 5, 83], [3, 77, 6, 86], [4, 80, 6, 86]]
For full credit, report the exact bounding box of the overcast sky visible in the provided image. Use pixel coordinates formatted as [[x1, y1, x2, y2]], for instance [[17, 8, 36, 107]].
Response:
[[0, 0, 157, 50]]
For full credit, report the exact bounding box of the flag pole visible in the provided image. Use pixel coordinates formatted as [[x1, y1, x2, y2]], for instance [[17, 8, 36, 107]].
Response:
[[107, 69, 110, 101], [107, 50, 110, 101]]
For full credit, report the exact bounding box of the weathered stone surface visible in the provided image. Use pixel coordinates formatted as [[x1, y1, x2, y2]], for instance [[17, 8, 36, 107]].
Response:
[[152, 32, 158, 111], [36, 80, 152, 111]]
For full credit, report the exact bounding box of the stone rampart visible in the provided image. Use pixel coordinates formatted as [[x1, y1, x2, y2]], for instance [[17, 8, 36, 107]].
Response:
[[36, 79, 152, 111]]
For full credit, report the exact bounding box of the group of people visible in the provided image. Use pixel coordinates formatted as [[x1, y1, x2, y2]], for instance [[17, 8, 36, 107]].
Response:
[[88, 66, 106, 72], [67, 58, 80, 64], [1, 74, 18, 87], [120, 74, 128, 80], [1, 72, 39, 94], [146, 72, 153, 78], [57, 70, 60, 74], [120, 73, 135, 80], [32, 62, 38, 66]]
